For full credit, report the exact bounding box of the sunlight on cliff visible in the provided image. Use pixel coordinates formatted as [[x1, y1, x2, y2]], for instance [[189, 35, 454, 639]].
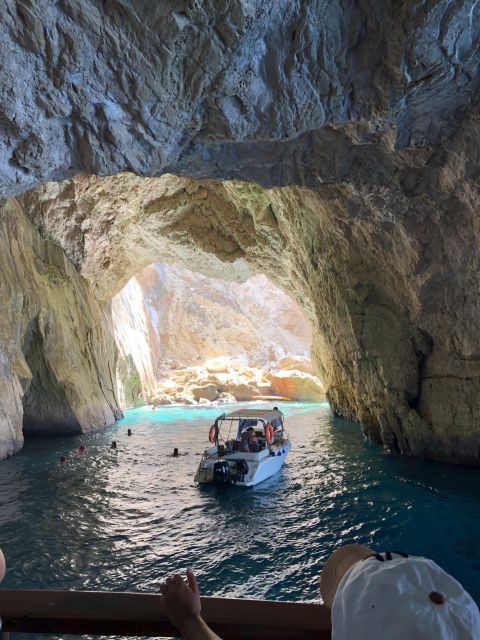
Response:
[[111, 262, 325, 408]]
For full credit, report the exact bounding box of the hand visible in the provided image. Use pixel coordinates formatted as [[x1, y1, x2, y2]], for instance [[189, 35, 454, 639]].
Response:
[[160, 568, 201, 633]]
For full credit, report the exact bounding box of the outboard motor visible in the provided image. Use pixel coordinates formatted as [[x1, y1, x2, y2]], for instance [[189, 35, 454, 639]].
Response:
[[213, 460, 231, 487]]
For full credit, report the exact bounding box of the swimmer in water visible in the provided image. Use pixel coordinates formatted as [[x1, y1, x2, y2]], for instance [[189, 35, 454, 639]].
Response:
[[110, 441, 117, 450], [73, 445, 86, 455], [59, 456, 67, 464], [170, 447, 187, 457], [127, 429, 132, 436]]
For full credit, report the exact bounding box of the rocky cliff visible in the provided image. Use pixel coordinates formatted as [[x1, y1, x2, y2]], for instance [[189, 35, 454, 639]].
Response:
[[111, 262, 312, 402], [0, 1, 479, 463], [0, 198, 121, 457]]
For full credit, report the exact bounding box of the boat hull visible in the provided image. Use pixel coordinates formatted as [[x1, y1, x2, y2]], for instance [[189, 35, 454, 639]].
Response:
[[195, 440, 291, 487]]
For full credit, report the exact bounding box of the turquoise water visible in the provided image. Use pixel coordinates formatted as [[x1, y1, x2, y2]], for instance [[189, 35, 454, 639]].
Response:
[[1, 401, 480, 610]]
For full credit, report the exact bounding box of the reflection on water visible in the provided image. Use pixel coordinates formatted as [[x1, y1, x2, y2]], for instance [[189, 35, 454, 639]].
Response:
[[0, 401, 479, 607]]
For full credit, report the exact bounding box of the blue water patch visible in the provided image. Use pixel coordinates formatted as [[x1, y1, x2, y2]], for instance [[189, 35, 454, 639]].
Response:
[[0, 401, 479, 608]]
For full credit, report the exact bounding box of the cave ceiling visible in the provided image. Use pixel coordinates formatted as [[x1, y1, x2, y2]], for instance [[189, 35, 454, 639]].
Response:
[[1, 0, 479, 194]]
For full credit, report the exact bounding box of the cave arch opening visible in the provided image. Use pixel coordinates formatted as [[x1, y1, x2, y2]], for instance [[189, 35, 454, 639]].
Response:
[[8, 166, 463, 464], [110, 261, 324, 408]]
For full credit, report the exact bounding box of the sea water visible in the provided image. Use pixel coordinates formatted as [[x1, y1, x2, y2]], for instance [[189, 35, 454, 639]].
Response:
[[1, 401, 480, 610]]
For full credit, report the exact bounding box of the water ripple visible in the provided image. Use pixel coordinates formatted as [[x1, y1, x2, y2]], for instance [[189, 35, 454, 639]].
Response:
[[0, 402, 478, 608]]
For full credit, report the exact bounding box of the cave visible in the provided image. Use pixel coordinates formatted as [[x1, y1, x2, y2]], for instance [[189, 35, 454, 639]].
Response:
[[21, 316, 83, 436], [0, 1, 479, 465]]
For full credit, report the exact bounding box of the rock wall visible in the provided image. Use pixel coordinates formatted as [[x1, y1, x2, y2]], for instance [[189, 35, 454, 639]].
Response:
[[0, 198, 121, 457], [18, 158, 480, 464]]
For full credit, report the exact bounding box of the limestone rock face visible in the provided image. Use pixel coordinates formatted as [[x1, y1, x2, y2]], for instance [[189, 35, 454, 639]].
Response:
[[0, 199, 122, 457], [1, 1, 479, 197], [1, 2, 480, 465]]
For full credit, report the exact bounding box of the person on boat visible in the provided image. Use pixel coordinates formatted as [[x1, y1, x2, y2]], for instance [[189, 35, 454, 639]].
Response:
[[127, 429, 132, 436], [160, 568, 222, 640], [110, 441, 117, 450], [239, 427, 257, 452], [320, 544, 480, 639], [239, 430, 250, 452], [271, 407, 284, 429], [249, 429, 259, 452]]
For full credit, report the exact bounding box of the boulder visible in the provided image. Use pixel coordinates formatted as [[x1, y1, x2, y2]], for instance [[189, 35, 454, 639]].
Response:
[[215, 380, 261, 401], [151, 394, 174, 406], [174, 393, 197, 405], [191, 383, 219, 402], [277, 355, 315, 375], [257, 380, 274, 394], [217, 392, 237, 404], [204, 356, 232, 373], [269, 370, 325, 402], [204, 356, 249, 373]]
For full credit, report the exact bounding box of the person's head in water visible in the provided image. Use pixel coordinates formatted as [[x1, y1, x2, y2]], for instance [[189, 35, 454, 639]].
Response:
[[127, 429, 132, 436], [78, 445, 86, 453], [110, 441, 117, 449], [173, 447, 179, 457], [59, 456, 67, 464], [273, 406, 278, 411]]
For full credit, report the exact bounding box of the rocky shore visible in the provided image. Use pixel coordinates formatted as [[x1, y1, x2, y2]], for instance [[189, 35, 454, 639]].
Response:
[[150, 356, 325, 406]]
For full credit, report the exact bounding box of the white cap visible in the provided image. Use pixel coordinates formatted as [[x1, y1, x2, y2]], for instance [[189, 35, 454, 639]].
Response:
[[0, 549, 5, 582], [330, 551, 480, 639]]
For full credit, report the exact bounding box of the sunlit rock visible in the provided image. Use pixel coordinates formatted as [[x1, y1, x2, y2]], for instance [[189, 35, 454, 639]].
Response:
[[217, 393, 237, 404], [204, 356, 245, 374], [277, 356, 315, 375], [269, 370, 325, 403], [110, 263, 311, 403], [174, 392, 197, 405], [0, 199, 121, 457], [191, 383, 219, 402]]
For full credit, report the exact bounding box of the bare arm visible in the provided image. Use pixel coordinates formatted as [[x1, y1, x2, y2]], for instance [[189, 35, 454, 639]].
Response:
[[178, 615, 223, 640], [160, 569, 223, 640]]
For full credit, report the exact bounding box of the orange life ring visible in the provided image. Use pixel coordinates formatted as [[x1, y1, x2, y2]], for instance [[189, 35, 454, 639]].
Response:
[[264, 423, 274, 445], [208, 424, 216, 443]]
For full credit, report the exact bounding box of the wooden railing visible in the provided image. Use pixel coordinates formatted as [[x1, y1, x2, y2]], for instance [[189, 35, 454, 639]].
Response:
[[0, 590, 332, 639]]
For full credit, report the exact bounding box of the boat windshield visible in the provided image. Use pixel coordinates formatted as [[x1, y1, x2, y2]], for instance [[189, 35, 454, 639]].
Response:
[[212, 409, 284, 443]]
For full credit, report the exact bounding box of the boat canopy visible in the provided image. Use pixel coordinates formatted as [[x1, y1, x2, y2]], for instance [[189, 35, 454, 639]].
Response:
[[221, 409, 283, 423], [209, 409, 285, 445]]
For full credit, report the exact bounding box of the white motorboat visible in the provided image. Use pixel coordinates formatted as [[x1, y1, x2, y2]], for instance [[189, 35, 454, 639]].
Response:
[[194, 408, 291, 487]]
